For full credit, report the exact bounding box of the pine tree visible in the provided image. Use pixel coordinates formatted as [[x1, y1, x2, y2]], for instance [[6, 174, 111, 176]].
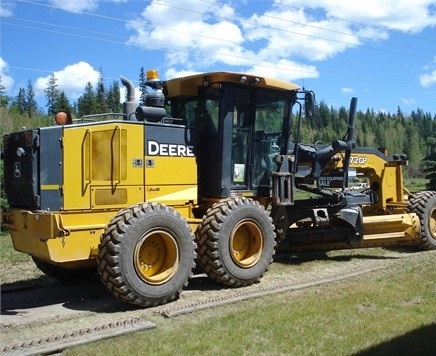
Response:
[[0, 75, 9, 107], [77, 82, 96, 117], [95, 68, 107, 114], [54, 90, 73, 115], [106, 81, 122, 113], [404, 123, 421, 165], [422, 137, 436, 189], [44, 73, 60, 115], [25, 79, 38, 118], [11, 87, 26, 114]]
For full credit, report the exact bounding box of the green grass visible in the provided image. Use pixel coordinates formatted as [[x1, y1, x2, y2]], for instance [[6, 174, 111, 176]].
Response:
[[64, 251, 436, 356], [405, 177, 427, 193], [0, 232, 29, 264]]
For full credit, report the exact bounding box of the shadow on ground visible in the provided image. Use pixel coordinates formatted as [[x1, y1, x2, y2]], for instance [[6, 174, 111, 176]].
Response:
[[273, 246, 421, 265], [354, 323, 436, 355]]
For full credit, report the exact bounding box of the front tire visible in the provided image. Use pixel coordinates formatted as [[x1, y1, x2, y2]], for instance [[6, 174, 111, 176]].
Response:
[[196, 197, 276, 287], [407, 190, 436, 250], [97, 203, 196, 307]]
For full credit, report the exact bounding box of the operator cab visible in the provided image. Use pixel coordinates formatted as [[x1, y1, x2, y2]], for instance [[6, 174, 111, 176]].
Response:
[[164, 72, 306, 200]]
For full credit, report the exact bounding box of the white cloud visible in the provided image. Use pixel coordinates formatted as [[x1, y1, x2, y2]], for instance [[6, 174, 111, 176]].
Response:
[[341, 87, 354, 94], [355, 26, 389, 42], [127, 1, 244, 68], [420, 69, 436, 87], [243, 8, 359, 62], [248, 59, 319, 82], [47, 0, 127, 12], [34, 61, 100, 99], [48, 0, 97, 12], [164, 68, 200, 80], [0, 1, 14, 17], [0, 57, 14, 93], [279, 0, 436, 33], [128, 0, 436, 78], [419, 56, 436, 87], [401, 98, 415, 105]]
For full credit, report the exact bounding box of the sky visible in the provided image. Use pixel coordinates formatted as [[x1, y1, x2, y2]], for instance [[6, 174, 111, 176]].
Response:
[[1, 0, 436, 115]]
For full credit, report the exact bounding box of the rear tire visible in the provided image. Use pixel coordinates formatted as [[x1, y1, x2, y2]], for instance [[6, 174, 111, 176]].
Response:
[[407, 190, 436, 250], [97, 203, 196, 307], [196, 197, 276, 287], [32, 257, 97, 282]]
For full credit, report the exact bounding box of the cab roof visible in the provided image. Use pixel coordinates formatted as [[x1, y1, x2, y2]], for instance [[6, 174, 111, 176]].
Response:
[[165, 71, 300, 97]]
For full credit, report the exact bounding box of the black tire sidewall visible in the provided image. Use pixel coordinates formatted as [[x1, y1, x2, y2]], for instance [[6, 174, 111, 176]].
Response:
[[420, 193, 436, 248], [216, 199, 276, 282], [32, 257, 97, 282], [116, 205, 195, 301]]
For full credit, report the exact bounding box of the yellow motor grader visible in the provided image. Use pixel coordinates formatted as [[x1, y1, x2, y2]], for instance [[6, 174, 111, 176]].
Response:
[[2, 70, 435, 307]]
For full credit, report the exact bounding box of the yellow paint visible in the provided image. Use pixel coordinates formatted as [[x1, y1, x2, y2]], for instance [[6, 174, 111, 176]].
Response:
[[145, 155, 196, 186], [7, 209, 118, 264], [63, 123, 145, 210], [166, 71, 300, 97], [146, 186, 198, 204], [326, 151, 407, 213], [362, 213, 420, 240], [41, 185, 60, 190]]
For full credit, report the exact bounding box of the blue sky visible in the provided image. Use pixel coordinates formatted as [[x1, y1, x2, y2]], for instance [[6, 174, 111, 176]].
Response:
[[1, 0, 436, 115]]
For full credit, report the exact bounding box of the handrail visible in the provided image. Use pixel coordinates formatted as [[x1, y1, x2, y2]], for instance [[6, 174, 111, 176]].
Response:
[[82, 129, 92, 193], [114, 125, 122, 185]]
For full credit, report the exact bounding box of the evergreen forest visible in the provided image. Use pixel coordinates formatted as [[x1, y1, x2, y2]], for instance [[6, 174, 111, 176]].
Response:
[[1, 68, 436, 201]]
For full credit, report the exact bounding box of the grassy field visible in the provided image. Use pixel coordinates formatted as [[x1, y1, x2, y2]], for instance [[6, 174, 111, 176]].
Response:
[[59, 250, 436, 356], [405, 178, 427, 193]]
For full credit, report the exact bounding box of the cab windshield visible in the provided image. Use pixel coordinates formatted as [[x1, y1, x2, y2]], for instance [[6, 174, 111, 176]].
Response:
[[169, 85, 293, 191]]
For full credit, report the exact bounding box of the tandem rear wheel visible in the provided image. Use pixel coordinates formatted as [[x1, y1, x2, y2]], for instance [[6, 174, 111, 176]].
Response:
[[195, 196, 277, 287], [97, 202, 197, 307]]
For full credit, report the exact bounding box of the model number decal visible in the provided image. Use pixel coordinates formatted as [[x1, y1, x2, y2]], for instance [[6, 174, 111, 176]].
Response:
[[350, 156, 367, 165], [147, 140, 195, 157]]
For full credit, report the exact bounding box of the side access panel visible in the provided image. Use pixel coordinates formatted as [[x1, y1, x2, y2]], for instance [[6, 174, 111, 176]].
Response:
[[62, 122, 145, 210]]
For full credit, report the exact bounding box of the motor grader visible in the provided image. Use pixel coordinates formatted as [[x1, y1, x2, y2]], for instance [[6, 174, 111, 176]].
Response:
[[2, 70, 436, 307]]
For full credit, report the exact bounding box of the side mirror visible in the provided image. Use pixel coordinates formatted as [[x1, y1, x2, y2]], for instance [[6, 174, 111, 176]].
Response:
[[304, 91, 315, 118]]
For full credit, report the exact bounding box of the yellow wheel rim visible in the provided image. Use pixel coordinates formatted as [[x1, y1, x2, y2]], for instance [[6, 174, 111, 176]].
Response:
[[134, 231, 179, 285], [230, 220, 264, 268]]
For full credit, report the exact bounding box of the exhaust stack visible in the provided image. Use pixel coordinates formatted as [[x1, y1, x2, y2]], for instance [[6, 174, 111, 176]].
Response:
[[120, 76, 137, 120]]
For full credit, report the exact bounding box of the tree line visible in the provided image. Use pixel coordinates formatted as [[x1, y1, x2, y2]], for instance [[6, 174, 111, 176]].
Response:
[[1, 67, 436, 182], [0, 69, 122, 119]]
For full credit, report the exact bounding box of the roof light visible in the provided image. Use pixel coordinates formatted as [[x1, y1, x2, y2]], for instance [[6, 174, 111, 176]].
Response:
[[147, 70, 159, 81]]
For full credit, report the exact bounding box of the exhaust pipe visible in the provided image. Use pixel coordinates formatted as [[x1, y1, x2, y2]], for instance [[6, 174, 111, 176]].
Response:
[[120, 76, 137, 120], [342, 97, 358, 190]]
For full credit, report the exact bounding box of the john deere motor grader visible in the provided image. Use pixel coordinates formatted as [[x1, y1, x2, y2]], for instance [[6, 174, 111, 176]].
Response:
[[2, 70, 436, 307]]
